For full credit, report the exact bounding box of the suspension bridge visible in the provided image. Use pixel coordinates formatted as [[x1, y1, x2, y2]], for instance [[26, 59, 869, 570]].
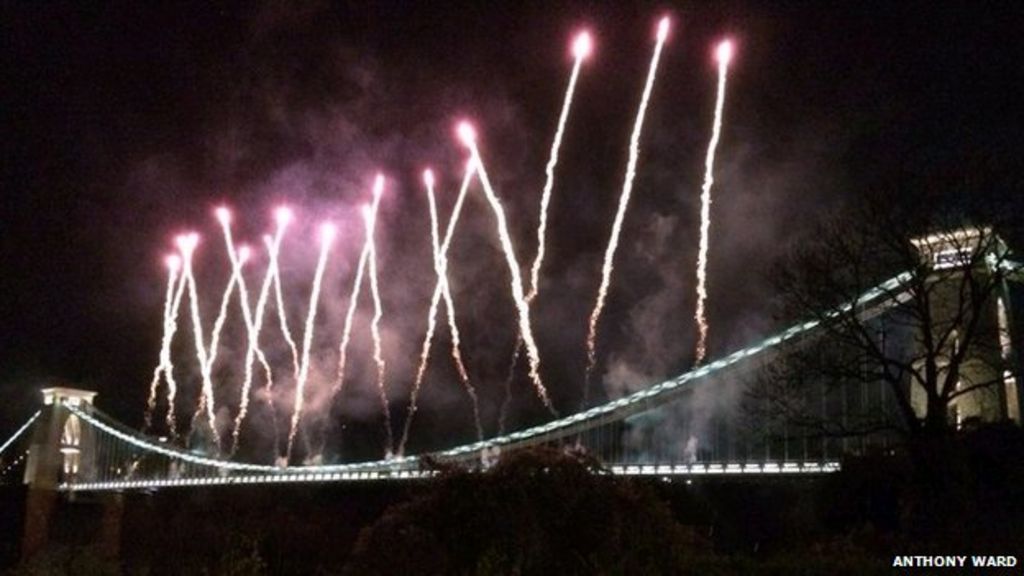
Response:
[[2, 230, 1021, 496]]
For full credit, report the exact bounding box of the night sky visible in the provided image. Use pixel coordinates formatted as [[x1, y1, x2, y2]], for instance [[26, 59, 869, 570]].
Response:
[[2, 1, 1022, 460]]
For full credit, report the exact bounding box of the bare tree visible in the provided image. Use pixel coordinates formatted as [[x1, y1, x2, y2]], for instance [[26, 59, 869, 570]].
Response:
[[750, 192, 1023, 446]]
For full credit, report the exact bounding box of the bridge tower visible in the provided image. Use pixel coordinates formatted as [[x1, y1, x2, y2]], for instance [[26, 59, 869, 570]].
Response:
[[910, 227, 1021, 427], [23, 386, 98, 489], [20, 386, 113, 560]]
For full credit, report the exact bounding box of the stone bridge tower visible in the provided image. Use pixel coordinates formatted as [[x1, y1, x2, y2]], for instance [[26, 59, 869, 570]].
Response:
[[23, 387, 98, 489], [21, 387, 107, 560], [909, 227, 1021, 427]]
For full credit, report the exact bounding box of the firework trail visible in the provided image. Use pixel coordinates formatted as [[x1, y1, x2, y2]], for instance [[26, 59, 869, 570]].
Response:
[[163, 247, 192, 436], [188, 209, 252, 447], [254, 209, 294, 456], [271, 214, 301, 382], [331, 178, 388, 453], [228, 213, 282, 455], [422, 170, 470, 384], [501, 31, 592, 431], [286, 222, 337, 462], [223, 243, 268, 456], [362, 178, 392, 455], [174, 232, 225, 448], [230, 210, 289, 454], [144, 254, 181, 432], [459, 122, 554, 413], [584, 17, 670, 403], [332, 181, 385, 393], [429, 170, 481, 440], [694, 40, 733, 365], [398, 162, 477, 456], [266, 207, 296, 387], [528, 31, 592, 303], [332, 235, 369, 397]]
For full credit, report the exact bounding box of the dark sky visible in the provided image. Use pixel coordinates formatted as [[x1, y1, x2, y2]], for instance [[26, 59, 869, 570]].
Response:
[[2, 1, 1022, 460]]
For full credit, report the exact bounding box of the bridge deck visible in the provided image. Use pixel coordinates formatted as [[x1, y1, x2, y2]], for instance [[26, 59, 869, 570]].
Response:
[[60, 460, 841, 492]]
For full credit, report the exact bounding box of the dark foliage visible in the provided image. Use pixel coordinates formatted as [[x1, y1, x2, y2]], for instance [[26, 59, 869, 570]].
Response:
[[344, 447, 702, 575], [820, 423, 1024, 554]]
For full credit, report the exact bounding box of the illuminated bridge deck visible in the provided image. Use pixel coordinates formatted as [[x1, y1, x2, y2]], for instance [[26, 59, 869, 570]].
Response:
[[60, 460, 841, 492]]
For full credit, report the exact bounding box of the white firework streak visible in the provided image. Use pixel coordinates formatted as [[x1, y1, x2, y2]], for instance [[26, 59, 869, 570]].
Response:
[[286, 224, 336, 462], [163, 258, 190, 436], [179, 240, 222, 448], [333, 238, 370, 396], [527, 46, 588, 303], [430, 172, 481, 442], [145, 260, 180, 432], [273, 250, 301, 383], [398, 163, 477, 456], [229, 233, 283, 454], [466, 140, 554, 413], [584, 22, 669, 401], [426, 177, 471, 385], [434, 188, 482, 443], [258, 225, 291, 456], [503, 41, 589, 430], [226, 234, 276, 456], [328, 182, 385, 407], [694, 43, 732, 365], [190, 238, 248, 448], [363, 192, 392, 456]]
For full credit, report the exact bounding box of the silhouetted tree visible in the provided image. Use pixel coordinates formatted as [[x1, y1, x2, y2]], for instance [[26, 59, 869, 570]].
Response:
[[749, 189, 1023, 445], [344, 446, 702, 575], [743, 188, 1024, 544]]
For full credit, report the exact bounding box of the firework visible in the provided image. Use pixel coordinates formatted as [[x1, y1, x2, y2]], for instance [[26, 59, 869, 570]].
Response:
[[229, 214, 284, 455], [189, 209, 252, 447], [694, 40, 733, 365], [139, 15, 737, 460], [429, 169, 481, 440], [202, 242, 241, 376], [174, 232, 224, 448], [502, 30, 593, 429], [333, 243, 369, 396], [144, 254, 182, 431], [528, 30, 592, 303], [584, 17, 670, 402], [163, 245, 192, 435], [230, 211, 289, 454], [362, 178, 391, 455], [271, 208, 301, 382], [424, 169, 472, 389], [253, 208, 295, 455], [458, 122, 554, 413], [398, 161, 477, 456], [286, 222, 337, 462], [226, 244, 271, 456], [331, 178, 389, 454]]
